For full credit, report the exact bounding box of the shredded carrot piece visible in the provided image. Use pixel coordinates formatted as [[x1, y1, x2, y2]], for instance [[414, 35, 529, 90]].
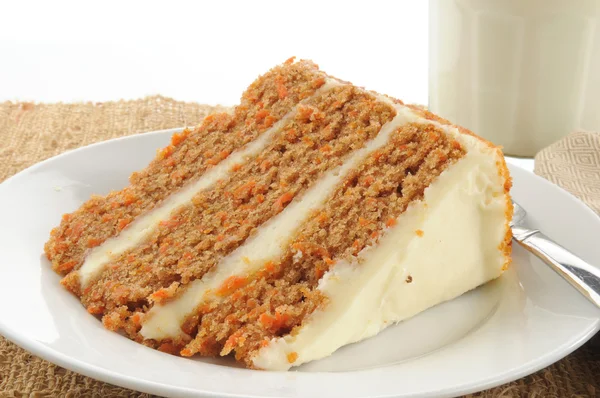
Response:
[[170, 131, 187, 146], [205, 157, 219, 166], [274, 192, 294, 211], [159, 218, 180, 229], [131, 313, 142, 326], [324, 257, 335, 266], [264, 115, 276, 127], [386, 217, 397, 227], [261, 339, 270, 347], [416, 229, 424, 237], [276, 76, 288, 99], [313, 77, 326, 88], [302, 136, 314, 147], [219, 150, 230, 160], [372, 151, 384, 161], [255, 109, 269, 122], [358, 217, 369, 226], [117, 218, 132, 231], [231, 163, 242, 172], [371, 231, 379, 240], [216, 211, 228, 222], [86, 238, 102, 248], [352, 239, 360, 252], [287, 352, 298, 363], [286, 128, 297, 141], [216, 275, 248, 295], [87, 305, 104, 315], [224, 331, 242, 349], [260, 311, 290, 332], [452, 140, 462, 150], [159, 242, 170, 254], [284, 56, 296, 65], [61, 213, 72, 223], [57, 260, 77, 273], [315, 266, 325, 279], [217, 276, 248, 295], [151, 288, 173, 303], [320, 144, 332, 153], [256, 194, 265, 203], [123, 192, 137, 205], [68, 223, 84, 239], [260, 159, 271, 172], [231, 290, 242, 301], [158, 145, 174, 159], [234, 179, 256, 199], [317, 212, 328, 223], [180, 348, 193, 357], [53, 242, 68, 254], [101, 214, 113, 223], [296, 105, 314, 121], [216, 234, 225, 242], [362, 175, 374, 186]]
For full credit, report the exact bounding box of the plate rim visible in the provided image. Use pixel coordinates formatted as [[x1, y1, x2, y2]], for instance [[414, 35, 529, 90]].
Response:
[[0, 129, 599, 398]]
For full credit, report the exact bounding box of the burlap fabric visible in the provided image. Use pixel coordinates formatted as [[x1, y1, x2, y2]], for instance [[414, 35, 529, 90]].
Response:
[[0, 97, 598, 397]]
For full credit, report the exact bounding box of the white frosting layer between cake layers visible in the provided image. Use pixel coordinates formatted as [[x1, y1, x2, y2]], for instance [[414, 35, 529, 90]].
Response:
[[77, 79, 340, 288], [252, 120, 509, 370], [140, 101, 413, 340]]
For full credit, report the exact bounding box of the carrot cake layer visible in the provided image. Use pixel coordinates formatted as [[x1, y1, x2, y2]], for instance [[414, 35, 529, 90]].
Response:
[[45, 59, 512, 370], [45, 59, 326, 277], [75, 85, 395, 313]]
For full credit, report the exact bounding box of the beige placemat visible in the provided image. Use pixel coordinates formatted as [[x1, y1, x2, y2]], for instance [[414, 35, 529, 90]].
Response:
[[535, 131, 600, 215], [0, 98, 598, 398]]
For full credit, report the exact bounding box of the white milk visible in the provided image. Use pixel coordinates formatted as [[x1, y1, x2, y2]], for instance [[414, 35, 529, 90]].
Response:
[[429, 0, 600, 156]]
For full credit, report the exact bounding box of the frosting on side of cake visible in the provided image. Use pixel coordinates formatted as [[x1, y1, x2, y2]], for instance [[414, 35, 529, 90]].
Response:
[[252, 125, 508, 370], [140, 100, 414, 340], [78, 80, 341, 288]]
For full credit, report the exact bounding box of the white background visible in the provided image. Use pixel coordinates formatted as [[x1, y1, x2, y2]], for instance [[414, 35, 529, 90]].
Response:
[[0, 1, 429, 106]]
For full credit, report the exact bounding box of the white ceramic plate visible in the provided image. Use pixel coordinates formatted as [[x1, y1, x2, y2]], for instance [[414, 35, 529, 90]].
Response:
[[0, 128, 598, 398]]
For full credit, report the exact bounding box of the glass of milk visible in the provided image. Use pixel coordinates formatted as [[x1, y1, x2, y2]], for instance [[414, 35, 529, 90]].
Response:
[[428, 0, 600, 156]]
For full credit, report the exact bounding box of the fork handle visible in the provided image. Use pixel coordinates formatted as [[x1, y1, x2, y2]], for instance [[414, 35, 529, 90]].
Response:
[[513, 227, 600, 309]]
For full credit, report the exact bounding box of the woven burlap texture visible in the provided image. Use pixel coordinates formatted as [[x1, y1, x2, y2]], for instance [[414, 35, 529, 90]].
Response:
[[0, 98, 598, 398]]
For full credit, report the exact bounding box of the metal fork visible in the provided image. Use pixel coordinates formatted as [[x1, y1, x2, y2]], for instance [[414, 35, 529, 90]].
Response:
[[511, 201, 600, 309]]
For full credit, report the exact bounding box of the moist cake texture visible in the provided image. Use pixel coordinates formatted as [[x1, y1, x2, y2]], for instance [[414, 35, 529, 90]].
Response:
[[45, 58, 513, 370]]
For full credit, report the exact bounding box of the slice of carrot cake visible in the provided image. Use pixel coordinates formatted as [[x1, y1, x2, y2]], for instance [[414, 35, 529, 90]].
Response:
[[44, 58, 512, 370]]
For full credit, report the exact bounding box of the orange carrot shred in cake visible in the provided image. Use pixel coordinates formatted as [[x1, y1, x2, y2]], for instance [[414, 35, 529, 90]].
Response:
[[44, 58, 512, 371]]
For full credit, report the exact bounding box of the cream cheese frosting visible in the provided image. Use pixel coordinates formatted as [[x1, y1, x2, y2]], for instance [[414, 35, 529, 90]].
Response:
[[252, 125, 509, 370]]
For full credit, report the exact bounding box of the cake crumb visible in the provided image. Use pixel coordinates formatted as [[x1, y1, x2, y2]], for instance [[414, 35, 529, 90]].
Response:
[[405, 275, 413, 283], [415, 229, 424, 237]]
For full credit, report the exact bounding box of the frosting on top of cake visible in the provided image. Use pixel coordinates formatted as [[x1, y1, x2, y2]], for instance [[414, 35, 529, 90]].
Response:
[[252, 123, 508, 370]]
